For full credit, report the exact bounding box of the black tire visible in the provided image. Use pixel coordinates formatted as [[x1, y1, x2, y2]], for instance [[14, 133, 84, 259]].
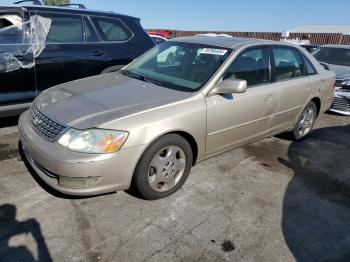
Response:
[[289, 101, 317, 140], [132, 134, 193, 200]]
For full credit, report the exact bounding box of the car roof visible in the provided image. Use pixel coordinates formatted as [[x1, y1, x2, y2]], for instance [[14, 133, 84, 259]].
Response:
[[0, 4, 138, 20], [171, 35, 279, 49]]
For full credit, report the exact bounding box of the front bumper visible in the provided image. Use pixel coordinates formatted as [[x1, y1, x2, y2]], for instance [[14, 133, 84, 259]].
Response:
[[329, 92, 350, 116], [19, 111, 145, 196]]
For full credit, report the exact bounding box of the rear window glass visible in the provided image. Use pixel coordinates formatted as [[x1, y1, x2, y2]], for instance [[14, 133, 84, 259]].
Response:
[[91, 17, 131, 42], [273, 47, 305, 81], [84, 18, 99, 42], [0, 13, 23, 44], [43, 14, 83, 43]]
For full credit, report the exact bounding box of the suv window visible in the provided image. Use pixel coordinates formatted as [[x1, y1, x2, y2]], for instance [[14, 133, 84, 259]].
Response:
[[43, 14, 83, 43], [91, 17, 131, 42], [273, 47, 306, 81], [83, 17, 99, 42], [0, 13, 23, 44], [224, 47, 270, 87]]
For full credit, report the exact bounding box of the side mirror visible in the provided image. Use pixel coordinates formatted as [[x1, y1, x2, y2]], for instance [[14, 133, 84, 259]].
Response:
[[213, 78, 247, 94]]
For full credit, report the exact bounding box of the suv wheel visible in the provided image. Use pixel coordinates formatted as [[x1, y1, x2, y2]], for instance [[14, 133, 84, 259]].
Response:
[[290, 101, 317, 140], [133, 134, 193, 200]]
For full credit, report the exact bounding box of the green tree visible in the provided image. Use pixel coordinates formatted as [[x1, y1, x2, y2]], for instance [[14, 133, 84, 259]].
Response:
[[43, 0, 70, 6]]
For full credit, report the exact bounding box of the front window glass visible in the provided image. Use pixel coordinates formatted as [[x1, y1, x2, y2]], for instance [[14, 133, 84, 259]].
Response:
[[224, 47, 269, 86], [0, 14, 23, 44], [43, 14, 83, 43], [312, 47, 350, 67], [122, 42, 232, 92]]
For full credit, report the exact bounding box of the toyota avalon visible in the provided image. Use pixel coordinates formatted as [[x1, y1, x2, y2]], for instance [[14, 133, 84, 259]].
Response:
[[19, 36, 335, 199]]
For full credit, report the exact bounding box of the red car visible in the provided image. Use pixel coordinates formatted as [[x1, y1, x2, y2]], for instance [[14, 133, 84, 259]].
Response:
[[146, 29, 175, 39]]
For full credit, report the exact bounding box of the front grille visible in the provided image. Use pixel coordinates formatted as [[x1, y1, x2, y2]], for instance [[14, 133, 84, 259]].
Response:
[[336, 79, 345, 87], [28, 105, 67, 141], [331, 96, 350, 112], [337, 88, 350, 93]]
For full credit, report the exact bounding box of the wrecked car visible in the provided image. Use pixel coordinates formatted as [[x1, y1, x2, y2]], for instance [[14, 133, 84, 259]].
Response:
[[19, 36, 335, 200], [0, 3, 154, 117], [312, 45, 350, 115]]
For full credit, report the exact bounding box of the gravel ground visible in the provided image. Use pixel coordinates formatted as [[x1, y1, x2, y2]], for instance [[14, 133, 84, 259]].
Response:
[[0, 112, 350, 262]]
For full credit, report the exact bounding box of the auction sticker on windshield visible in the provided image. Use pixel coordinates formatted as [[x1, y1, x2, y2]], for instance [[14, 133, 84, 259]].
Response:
[[200, 48, 228, 55]]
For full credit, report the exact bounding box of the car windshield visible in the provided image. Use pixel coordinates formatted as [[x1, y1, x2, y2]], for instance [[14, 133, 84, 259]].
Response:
[[122, 41, 232, 92], [312, 47, 350, 67]]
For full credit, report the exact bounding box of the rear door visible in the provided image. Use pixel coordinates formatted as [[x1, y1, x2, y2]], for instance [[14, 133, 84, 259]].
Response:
[[34, 12, 88, 93], [269, 46, 314, 132], [87, 15, 137, 71], [0, 9, 36, 109]]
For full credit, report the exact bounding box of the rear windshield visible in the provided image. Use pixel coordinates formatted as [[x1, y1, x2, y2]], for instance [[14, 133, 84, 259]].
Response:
[[312, 47, 350, 67]]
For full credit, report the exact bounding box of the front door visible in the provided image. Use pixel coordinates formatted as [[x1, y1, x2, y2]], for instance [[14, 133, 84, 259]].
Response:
[[34, 12, 88, 94], [206, 47, 278, 155], [0, 10, 36, 109]]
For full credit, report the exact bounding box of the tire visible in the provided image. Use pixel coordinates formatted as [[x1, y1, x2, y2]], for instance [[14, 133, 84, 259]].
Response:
[[132, 134, 193, 200], [289, 101, 317, 140]]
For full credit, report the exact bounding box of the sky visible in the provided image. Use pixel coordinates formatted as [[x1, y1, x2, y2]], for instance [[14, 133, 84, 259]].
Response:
[[1, 0, 349, 32]]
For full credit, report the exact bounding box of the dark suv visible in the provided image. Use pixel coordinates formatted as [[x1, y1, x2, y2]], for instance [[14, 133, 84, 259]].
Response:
[[0, 1, 154, 117]]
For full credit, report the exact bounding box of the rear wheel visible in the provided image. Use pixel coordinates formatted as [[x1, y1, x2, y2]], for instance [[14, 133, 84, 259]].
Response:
[[290, 101, 317, 140], [133, 134, 193, 200]]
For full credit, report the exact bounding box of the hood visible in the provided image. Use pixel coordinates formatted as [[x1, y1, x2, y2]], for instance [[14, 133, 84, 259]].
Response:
[[34, 72, 192, 129], [325, 63, 350, 79]]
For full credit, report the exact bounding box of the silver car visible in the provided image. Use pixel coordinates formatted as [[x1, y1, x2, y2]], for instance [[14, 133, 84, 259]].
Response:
[[19, 36, 335, 199]]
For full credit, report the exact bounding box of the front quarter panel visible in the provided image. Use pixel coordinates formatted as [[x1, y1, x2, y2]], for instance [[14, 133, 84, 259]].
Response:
[[99, 93, 207, 162]]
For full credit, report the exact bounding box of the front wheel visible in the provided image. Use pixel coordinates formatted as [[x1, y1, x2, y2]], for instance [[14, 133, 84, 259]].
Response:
[[290, 101, 317, 140], [132, 134, 193, 200]]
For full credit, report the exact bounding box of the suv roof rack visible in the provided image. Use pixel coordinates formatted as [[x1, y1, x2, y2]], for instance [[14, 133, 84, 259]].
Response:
[[13, 0, 43, 5], [58, 4, 86, 9]]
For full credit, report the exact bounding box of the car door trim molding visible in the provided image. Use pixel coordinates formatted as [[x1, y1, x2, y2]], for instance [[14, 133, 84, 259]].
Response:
[[208, 114, 271, 137]]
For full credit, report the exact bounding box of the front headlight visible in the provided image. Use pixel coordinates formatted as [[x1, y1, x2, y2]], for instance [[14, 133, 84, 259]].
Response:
[[58, 128, 129, 154]]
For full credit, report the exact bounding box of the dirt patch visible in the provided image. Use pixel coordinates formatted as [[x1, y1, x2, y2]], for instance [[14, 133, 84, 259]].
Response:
[[0, 133, 19, 162]]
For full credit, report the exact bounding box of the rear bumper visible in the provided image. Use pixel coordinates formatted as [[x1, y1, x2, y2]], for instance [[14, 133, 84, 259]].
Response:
[[19, 111, 146, 196]]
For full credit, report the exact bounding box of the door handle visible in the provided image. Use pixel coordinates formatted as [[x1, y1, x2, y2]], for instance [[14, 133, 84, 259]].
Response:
[[264, 94, 273, 102], [90, 50, 105, 57]]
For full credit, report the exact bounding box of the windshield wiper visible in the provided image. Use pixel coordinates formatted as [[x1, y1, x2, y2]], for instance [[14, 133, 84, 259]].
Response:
[[122, 70, 172, 87], [121, 70, 192, 92], [121, 70, 145, 81]]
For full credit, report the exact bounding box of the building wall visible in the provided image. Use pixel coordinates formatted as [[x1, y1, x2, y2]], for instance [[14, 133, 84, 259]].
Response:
[[164, 30, 350, 45]]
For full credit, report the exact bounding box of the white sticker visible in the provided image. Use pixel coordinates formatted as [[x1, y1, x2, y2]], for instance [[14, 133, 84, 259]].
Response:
[[200, 48, 228, 56]]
